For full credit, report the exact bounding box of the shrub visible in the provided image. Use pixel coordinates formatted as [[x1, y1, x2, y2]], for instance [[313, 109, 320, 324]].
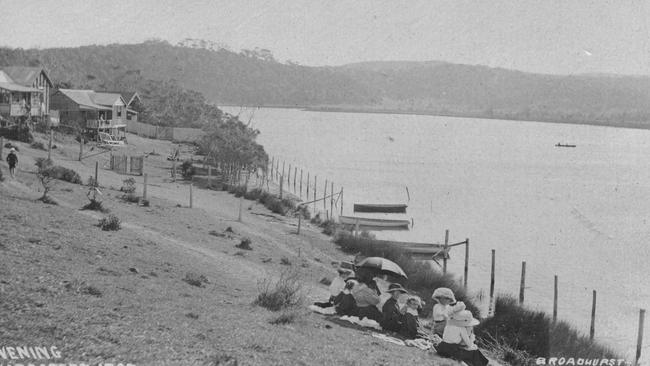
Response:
[[47, 166, 82, 184], [98, 214, 121, 231], [296, 205, 311, 220], [34, 158, 55, 202], [280, 257, 291, 266], [81, 199, 108, 213], [319, 218, 338, 236], [254, 270, 303, 311], [86, 176, 96, 187], [269, 312, 298, 325], [476, 295, 620, 360], [120, 177, 136, 193], [30, 141, 46, 150], [235, 238, 252, 250], [181, 160, 195, 179], [183, 272, 209, 287]]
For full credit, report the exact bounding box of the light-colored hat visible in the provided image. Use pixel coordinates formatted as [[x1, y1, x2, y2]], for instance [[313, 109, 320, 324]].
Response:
[[448, 310, 480, 327], [10, 148, 16, 152], [406, 295, 424, 309], [432, 287, 456, 302], [387, 283, 407, 294]]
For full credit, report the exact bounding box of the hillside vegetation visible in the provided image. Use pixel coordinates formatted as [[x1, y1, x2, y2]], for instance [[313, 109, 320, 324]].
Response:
[[2, 40, 650, 126]]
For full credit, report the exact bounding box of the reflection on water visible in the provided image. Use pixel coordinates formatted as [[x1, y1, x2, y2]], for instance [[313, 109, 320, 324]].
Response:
[[224, 107, 650, 359]]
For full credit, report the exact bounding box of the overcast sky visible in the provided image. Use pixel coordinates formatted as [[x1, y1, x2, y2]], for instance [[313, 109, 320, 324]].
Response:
[[1, 0, 649, 75]]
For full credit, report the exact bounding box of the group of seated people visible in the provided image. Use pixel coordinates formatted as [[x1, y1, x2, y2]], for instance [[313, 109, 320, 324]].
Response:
[[316, 266, 489, 366]]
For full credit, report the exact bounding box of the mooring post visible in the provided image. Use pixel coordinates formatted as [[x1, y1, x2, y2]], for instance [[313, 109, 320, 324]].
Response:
[[340, 188, 344, 216], [636, 309, 645, 366], [489, 249, 495, 315], [464, 238, 469, 290], [143, 173, 148, 200], [443, 229, 449, 274], [590, 290, 597, 341], [306, 172, 310, 198], [519, 261, 526, 305], [299, 169, 303, 199], [293, 167, 297, 193], [94, 161, 99, 188], [282, 161, 285, 183], [297, 214, 302, 235], [330, 181, 334, 218], [323, 179, 328, 212], [279, 175, 284, 200], [553, 275, 558, 322], [287, 164, 291, 189], [313, 175, 317, 215]]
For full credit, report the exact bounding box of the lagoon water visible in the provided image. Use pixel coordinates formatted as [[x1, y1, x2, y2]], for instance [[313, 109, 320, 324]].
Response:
[[225, 107, 650, 359]]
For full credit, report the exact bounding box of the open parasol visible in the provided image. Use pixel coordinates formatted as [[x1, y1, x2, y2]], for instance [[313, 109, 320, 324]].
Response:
[[355, 257, 407, 278]]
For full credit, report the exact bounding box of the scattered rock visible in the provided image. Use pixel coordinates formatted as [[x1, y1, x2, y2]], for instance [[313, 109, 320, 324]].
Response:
[[261, 258, 272, 263], [27, 238, 41, 244], [185, 312, 199, 319], [128, 267, 139, 274], [225, 226, 234, 233]]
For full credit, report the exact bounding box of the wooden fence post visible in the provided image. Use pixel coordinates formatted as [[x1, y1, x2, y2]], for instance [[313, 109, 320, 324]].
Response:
[[636, 309, 645, 366], [299, 169, 303, 199], [590, 290, 597, 340], [489, 249, 495, 315], [443, 229, 449, 274], [78, 136, 83, 161], [94, 161, 99, 188], [48, 129, 53, 160], [553, 275, 558, 322], [340, 188, 344, 216], [189, 182, 193, 208], [276, 160, 279, 181], [313, 175, 317, 215], [172, 161, 176, 182], [288, 164, 291, 189], [293, 166, 297, 193], [208, 166, 212, 187], [330, 181, 334, 218], [279, 175, 284, 200], [306, 172, 310, 197], [282, 161, 285, 183], [464, 238, 469, 290], [519, 261, 526, 305], [143, 173, 148, 200], [323, 179, 328, 212], [297, 214, 302, 234]]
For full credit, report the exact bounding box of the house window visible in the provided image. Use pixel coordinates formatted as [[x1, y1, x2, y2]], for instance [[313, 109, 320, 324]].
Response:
[[0, 91, 9, 104], [117, 106, 123, 118]]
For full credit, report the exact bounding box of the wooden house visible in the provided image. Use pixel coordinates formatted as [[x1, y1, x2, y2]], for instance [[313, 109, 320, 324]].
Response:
[[50, 89, 128, 140], [0, 66, 53, 126]]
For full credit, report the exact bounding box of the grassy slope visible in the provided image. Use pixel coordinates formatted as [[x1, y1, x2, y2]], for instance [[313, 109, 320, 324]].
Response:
[[0, 133, 469, 366]]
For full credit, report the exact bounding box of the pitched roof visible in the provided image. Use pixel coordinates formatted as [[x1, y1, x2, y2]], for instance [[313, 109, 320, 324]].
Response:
[[92, 92, 124, 106], [56, 89, 111, 110], [1, 66, 52, 87], [0, 82, 41, 92], [101, 90, 139, 106]]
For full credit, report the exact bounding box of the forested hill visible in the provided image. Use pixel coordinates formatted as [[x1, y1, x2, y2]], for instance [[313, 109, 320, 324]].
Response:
[[2, 40, 650, 126]]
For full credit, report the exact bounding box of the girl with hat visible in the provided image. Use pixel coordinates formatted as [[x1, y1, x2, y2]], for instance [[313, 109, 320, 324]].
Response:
[[6, 148, 17, 179], [431, 287, 466, 336], [380, 283, 407, 332], [437, 310, 489, 366], [400, 295, 429, 340]]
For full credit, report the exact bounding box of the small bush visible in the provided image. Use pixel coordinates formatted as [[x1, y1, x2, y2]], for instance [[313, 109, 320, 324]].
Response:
[[47, 166, 82, 184], [122, 193, 140, 203], [254, 270, 303, 311], [38, 195, 58, 205], [86, 176, 96, 187], [236, 238, 252, 250], [30, 141, 46, 150], [98, 214, 121, 231], [81, 199, 108, 213], [269, 312, 298, 325], [280, 257, 291, 266], [296, 205, 311, 220], [319, 218, 338, 236], [181, 160, 195, 179], [183, 272, 209, 287], [120, 177, 136, 193]]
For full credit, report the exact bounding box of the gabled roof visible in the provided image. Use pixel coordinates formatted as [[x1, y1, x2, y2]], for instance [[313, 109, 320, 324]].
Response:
[[0, 82, 41, 92], [56, 89, 111, 110], [1, 66, 52, 88], [101, 90, 140, 106], [92, 92, 125, 107]]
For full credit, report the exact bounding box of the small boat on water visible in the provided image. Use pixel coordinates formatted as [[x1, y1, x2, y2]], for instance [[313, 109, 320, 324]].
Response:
[[339, 215, 411, 230], [353, 203, 408, 214], [555, 143, 577, 148]]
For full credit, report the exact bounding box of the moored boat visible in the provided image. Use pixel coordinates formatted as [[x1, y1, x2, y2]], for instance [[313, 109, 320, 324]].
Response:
[[353, 203, 408, 213], [555, 143, 576, 148], [339, 215, 411, 230]]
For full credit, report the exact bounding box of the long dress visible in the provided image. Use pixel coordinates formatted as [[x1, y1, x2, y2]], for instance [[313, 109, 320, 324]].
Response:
[[380, 297, 404, 332]]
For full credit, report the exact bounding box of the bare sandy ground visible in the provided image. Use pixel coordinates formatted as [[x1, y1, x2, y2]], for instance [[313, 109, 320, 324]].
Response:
[[0, 131, 486, 366]]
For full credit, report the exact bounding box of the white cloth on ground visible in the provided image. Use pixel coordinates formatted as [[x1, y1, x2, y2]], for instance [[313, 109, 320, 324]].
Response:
[[308, 304, 336, 315]]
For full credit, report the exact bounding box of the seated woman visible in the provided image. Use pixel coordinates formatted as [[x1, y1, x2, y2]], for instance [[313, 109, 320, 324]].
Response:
[[313, 268, 355, 308], [350, 267, 382, 321], [437, 310, 489, 366], [431, 287, 466, 336], [400, 295, 430, 339], [380, 283, 407, 332]]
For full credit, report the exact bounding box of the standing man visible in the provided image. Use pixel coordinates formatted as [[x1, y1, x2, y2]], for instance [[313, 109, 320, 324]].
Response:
[[6, 148, 18, 178]]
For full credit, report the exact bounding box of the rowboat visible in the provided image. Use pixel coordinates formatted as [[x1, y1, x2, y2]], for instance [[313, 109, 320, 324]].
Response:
[[353, 203, 408, 213], [555, 143, 576, 148], [339, 215, 411, 230]]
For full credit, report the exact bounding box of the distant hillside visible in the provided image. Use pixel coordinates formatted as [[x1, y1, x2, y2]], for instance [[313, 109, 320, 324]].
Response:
[[2, 40, 650, 127]]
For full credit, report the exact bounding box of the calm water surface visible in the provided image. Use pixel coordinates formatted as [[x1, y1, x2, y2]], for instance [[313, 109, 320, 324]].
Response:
[[225, 107, 650, 359]]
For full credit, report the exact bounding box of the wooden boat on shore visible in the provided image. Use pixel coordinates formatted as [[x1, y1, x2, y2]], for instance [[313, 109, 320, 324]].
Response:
[[353, 203, 408, 213], [555, 143, 576, 148], [339, 215, 411, 230]]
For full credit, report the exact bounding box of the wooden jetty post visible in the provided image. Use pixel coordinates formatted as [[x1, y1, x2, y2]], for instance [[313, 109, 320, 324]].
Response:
[[636, 309, 645, 366], [519, 261, 526, 305], [553, 275, 558, 322], [282, 161, 285, 183], [287, 164, 291, 188], [464, 238, 469, 290], [279, 175, 284, 200], [443, 229, 449, 274], [78, 136, 83, 161], [340, 188, 344, 216], [306, 172, 310, 197], [143, 173, 148, 200], [276, 160, 279, 181], [48, 129, 53, 160], [189, 182, 193, 208], [489, 249, 495, 314], [590, 290, 597, 341], [94, 161, 99, 188], [293, 167, 297, 192]]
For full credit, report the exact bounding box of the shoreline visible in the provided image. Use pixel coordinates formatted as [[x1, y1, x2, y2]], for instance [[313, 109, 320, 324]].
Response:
[[219, 103, 650, 131]]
